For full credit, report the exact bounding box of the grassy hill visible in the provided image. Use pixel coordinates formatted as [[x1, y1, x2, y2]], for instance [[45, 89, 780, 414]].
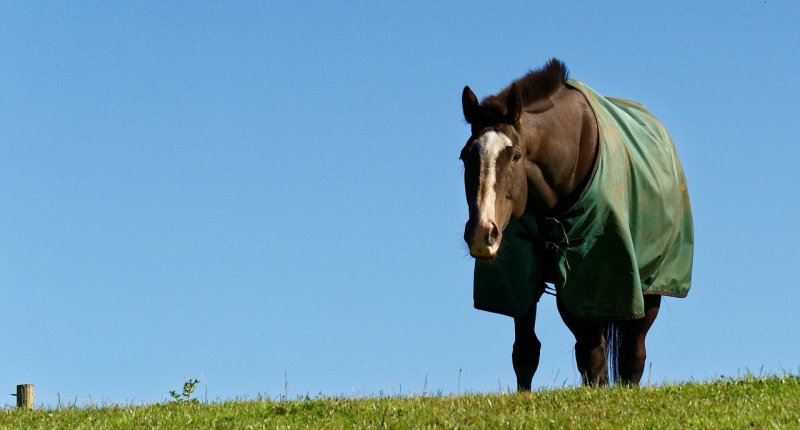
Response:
[[3, 375, 799, 429]]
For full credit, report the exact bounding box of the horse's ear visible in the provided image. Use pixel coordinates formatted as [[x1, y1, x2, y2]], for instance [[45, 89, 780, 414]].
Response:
[[507, 83, 522, 125], [462, 86, 480, 124]]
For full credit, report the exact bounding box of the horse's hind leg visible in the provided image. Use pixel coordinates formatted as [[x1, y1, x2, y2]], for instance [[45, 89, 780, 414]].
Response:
[[557, 297, 607, 386], [618, 295, 661, 386], [512, 304, 541, 391]]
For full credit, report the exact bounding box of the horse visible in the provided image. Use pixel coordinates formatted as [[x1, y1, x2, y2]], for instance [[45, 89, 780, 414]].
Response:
[[459, 59, 693, 389]]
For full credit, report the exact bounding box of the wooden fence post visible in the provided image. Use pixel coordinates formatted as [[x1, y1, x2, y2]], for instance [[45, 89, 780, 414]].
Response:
[[16, 384, 34, 409]]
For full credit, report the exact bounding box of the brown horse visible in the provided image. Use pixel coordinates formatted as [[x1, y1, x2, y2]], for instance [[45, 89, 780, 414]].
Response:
[[459, 59, 691, 389]]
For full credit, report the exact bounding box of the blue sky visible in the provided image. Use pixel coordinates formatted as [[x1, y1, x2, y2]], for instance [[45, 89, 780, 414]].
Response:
[[1, 1, 799, 406]]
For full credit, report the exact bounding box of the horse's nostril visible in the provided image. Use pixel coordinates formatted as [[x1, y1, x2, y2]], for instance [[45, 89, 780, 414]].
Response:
[[487, 223, 500, 246], [464, 219, 476, 245]]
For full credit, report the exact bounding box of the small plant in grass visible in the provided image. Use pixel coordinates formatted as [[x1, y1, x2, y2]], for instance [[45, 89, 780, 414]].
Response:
[[169, 378, 200, 403]]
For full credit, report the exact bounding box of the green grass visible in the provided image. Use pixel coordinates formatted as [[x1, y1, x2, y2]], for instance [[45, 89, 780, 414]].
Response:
[[3, 375, 800, 429]]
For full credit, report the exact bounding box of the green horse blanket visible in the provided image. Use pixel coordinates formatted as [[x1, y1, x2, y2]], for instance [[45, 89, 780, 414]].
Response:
[[473, 80, 693, 320]]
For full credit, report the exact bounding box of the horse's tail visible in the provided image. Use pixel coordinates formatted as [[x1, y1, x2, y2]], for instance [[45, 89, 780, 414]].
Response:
[[603, 321, 623, 385]]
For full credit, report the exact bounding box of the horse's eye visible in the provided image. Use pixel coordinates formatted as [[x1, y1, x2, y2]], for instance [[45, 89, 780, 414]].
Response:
[[512, 152, 522, 162]]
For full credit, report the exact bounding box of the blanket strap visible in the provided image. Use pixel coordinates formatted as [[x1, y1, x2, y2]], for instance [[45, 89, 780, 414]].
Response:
[[516, 208, 586, 272]]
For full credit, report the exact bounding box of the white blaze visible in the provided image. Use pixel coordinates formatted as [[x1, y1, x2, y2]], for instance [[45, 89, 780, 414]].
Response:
[[475, 131, 512, 228]]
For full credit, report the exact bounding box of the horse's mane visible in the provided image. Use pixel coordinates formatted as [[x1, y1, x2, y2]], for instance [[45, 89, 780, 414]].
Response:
[[482, 58, 569, 112]]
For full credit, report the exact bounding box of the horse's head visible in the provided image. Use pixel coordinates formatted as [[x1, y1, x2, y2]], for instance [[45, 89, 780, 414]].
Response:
[[460, 83, 528, 259]]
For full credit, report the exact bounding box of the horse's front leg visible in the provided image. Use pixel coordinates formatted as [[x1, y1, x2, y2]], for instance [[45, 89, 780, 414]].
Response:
[[512, 304, 541, 391], [557, 297, 607, 386]]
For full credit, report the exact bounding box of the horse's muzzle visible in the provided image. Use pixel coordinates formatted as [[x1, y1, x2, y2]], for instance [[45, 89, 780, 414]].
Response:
[[466, 220, 500, 259]]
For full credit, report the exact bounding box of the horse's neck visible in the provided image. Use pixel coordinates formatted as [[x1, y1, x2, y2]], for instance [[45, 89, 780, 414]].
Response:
[[523, 87, 598, 215]]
